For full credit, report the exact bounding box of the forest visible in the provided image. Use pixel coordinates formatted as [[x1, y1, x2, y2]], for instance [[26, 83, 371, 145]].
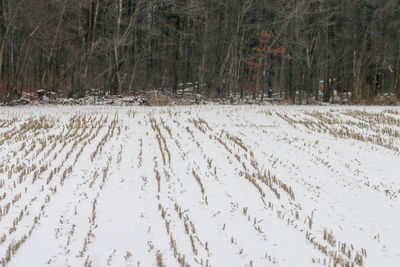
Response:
[[0, 0, 399, 103]]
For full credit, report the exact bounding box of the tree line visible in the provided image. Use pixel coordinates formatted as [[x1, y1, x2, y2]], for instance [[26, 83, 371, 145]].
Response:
[[0, 0, 399, 103]]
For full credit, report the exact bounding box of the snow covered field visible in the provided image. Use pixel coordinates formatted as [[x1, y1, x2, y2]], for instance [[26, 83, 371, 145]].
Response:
[[0, 105, 399, 267]]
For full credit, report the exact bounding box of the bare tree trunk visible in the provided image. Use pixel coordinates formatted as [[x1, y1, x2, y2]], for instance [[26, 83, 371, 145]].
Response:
[[114, 0, 123, 96], [0, 3, 17, 84], [45, 0, 68, 89], [83, 0, 100, 83], [279, 58, 285, 100]]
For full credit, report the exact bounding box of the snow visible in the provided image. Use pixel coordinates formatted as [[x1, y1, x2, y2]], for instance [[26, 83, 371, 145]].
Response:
[[0, 105, 399, 267]]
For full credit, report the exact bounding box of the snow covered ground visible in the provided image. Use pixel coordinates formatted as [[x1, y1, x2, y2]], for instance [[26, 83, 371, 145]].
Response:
[[0, 105, 399, 267]]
